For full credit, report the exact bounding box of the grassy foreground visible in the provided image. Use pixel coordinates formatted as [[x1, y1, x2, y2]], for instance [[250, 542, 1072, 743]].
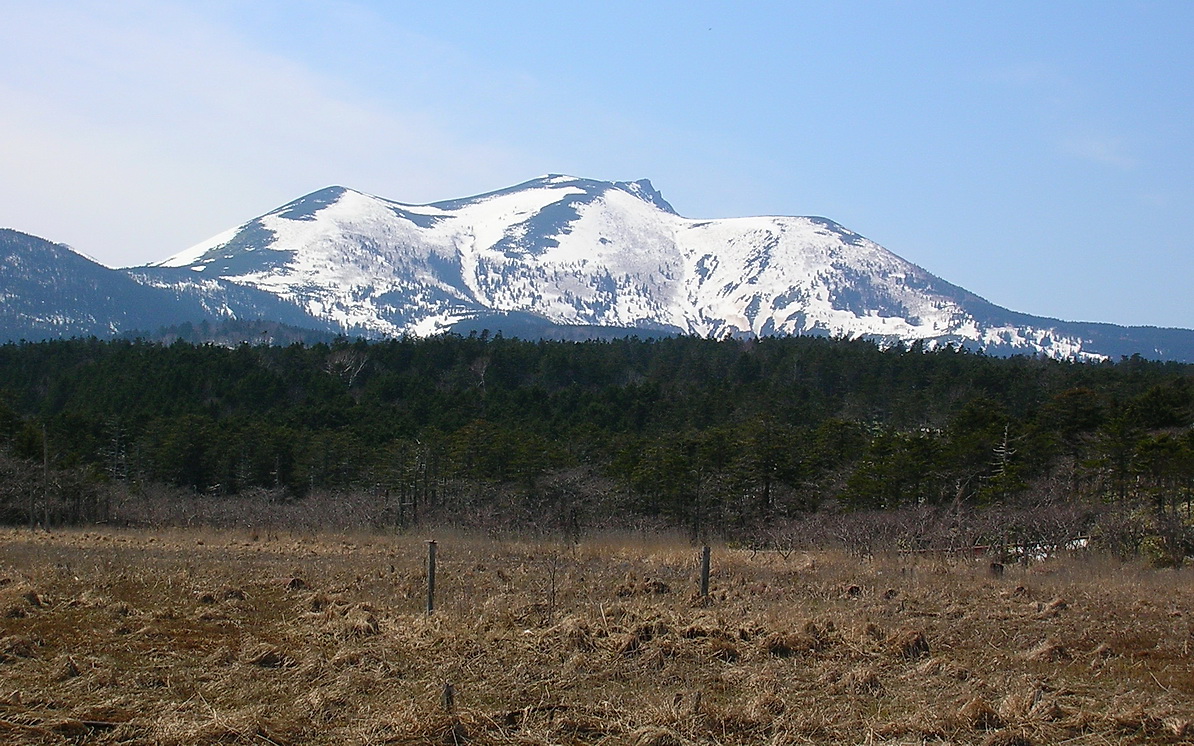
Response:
[[0, 528, 1191, 745]]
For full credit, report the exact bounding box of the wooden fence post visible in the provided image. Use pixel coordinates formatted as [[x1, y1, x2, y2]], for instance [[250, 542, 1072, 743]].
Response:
[[700, 545, 711, 600], [426, 540, 437, 614]]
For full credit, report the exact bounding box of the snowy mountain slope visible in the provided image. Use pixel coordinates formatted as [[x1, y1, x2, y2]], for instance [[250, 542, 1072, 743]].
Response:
[[151, 177, 692, 337], [143, 174, 1181, 360], [0, 228, 338, 342]]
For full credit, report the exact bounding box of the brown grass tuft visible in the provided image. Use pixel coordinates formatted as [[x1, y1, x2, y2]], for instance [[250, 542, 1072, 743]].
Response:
[[644, 579, 671, 594], [759, 631, 802, 657], [913, 655, 970, 680], [746, 690, 786, 720], [242, 641, 293, 668], [999, 681, 1068, 725], [1165, 717, 1192, 738], [335, 604, 380, 638], [886, 627, 930, 660], [671, 690, 702, 716], [627, 726, 685, 746], [959, 696, 1006, 730], [22, 589, 46, 608], [706, 637, 739, 662], [0, 634, 38, 660], [1108, 704, 1165, 734], [616, 577, 673, 597], [52, 654, 81, 681], [1036, 597, 1068, 618], [46, 718, 89, 737], [307, 592, 333, 612], [547, 616, 597, 651], [1026, 639, 1071, 662], [1089, 641, 1115, 659], [839, 665, 883, 695], [982, 731, 1035, 746]]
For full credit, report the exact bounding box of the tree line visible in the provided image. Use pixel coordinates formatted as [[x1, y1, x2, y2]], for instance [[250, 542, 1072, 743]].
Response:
[[0, 333, 1191, 545]]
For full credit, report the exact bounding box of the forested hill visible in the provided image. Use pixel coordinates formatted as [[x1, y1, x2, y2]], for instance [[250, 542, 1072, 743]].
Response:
[[0, 334, 1191, 532]]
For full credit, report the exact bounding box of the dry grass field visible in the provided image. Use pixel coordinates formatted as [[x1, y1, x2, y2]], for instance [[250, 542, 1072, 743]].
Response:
[[0, 527, 1191, 745]]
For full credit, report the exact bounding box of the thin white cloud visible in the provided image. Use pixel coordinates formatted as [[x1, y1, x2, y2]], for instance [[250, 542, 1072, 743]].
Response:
[[977, 63, 1139, 171], [1137, 192, 1174, 209], [979, 62, 1070, 90], [0, 1, 527, 266], [1060, 135, 1138, 169]]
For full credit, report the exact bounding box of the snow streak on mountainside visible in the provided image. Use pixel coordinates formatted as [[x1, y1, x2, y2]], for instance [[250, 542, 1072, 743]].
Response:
[[143, 175, 1177, 360]]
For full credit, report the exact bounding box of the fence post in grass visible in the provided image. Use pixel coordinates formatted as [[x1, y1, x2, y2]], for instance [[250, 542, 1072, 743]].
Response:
[[700, 545, 711, 601], [426, 539, 437, 614]]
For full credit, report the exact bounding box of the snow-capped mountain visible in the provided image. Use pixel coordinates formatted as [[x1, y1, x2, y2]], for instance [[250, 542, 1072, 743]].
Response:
[[145, 175, 1193, 361], [5, 176, 1194, 360]]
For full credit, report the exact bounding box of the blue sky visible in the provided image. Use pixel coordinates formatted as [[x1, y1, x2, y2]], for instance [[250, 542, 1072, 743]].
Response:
[[2, 1, 1192, 329]]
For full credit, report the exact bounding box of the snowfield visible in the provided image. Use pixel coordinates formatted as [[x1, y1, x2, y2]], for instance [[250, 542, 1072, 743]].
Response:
[[149, 175, 1102, 359]]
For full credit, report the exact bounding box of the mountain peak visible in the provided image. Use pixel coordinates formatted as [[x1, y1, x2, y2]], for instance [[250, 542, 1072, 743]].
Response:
[[80, 174, 1194, 362], [518, 175, 676, 214], [613, 178, 675, 214], [268, 186, 357, 221]]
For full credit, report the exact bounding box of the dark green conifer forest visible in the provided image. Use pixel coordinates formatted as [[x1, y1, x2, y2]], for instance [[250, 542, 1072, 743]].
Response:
[[0, 334, 1191, 556]]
